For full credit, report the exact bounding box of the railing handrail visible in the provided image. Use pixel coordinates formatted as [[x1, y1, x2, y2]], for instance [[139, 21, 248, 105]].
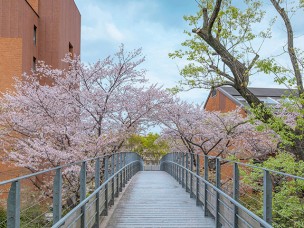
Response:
[[161, 159, 272, 228], [52, 159, 141, 228], [168, 152, 304, 180], [0, 152, 139, 186]]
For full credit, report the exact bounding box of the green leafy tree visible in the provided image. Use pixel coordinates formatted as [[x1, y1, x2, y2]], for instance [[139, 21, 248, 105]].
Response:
[[125, 133, 169, 161], [242, 152, 304, 227], [170, 0, 304, 159]]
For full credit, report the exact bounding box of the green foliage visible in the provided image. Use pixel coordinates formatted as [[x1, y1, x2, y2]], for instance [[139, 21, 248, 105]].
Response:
[[0, 207, 6, 227], [126, 133, 169, 161], [242, 152, 304, 227], [20, 204, 49, 228], [0, 204, 49, 228], [169, 0, 267, 90]]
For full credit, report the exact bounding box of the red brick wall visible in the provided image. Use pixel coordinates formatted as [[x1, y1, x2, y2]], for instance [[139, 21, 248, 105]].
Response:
[[0, 38, 22, 91], [38, 0, 81, 70], [205, 89, 247, 116], [0, 0, 39, 78], [26, 0, 39, 14], [0, 0, 81, 195]]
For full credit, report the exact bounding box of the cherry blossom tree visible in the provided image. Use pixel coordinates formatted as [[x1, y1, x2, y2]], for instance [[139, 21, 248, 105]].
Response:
[[0, 45, 173, 197], [158, 100, 278, 162]]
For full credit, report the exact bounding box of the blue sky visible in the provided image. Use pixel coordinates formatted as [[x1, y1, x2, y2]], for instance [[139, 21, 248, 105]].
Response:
[[74, 0, 304, 104]]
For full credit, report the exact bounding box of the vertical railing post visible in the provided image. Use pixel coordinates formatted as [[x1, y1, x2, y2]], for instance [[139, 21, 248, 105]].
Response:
[[94, 158, 100, 226], [116, 153, 119, 197], [175, 153, 178, 181], [173, 153, 176, 180], [53, 168, 62, 225], [80, 161, 87, 228], [215, 158, 221, 228], [179, 153, 182, 184], [111, 154, 115, 206], [123, 153, 126, 187], [182, 153, 185, 188], [176, 153, 179, 182], [204, 155, 209, 216], [263, 170, 272, 225], [104, 156, 109, 216], [7, 181, 20, 228], [190, 153, 194, 198], [196, 154, 201, 206], [186, 153, 189, 193], [119, 153, 123, 192], [233, 163, 239, 228]]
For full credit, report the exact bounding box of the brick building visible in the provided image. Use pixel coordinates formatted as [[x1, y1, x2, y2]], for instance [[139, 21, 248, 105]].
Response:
[[204, 86, 293, 114], [0, 0, 81, 184], [0, 0, 81, 92]]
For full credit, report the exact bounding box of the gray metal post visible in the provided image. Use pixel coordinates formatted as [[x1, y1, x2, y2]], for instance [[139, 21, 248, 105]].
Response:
[[116, 153, 119, 197], [123, 153, 126, 187], [179, 153, 182, 184], [120, 153, 123, 192], [182, 153, 185, 188], [175, 152, 178, 180], [80, 161, 87, 228], [204, 155, 209, 216], [233, 163, 239, 228], [190, 153, 194, 198], [196, 154, 201, 206], [173, 152, 176, 179], [7, 181, 20, 228], [104, 156, 109, 216], [176, 153, 179, 182], [53, 168, 62, 225], [186, 153, 189, 193], [263, 170, 272, 225], [215, 158, 221, 228], [111, 154, 115, 205], [95, 158, 100, 226]]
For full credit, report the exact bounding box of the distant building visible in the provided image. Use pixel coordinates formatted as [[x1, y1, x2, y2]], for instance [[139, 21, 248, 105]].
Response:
[[204, 86, 294, 114], [0, 0, 81, 91]]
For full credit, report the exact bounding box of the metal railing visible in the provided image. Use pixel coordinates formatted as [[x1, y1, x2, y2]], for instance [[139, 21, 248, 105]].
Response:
[[0, 152, 144, 228], [160, 152, 304, 228]]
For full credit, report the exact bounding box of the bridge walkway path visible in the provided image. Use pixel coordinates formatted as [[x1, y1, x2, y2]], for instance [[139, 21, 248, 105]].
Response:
[[105, 171, 215, 228]]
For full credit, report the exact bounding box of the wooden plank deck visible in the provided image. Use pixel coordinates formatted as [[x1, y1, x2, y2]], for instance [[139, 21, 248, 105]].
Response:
[[105, 171, 215, 228]]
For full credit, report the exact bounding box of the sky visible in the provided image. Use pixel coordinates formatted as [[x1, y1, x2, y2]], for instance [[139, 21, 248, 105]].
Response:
[[74, 0, 304, 105]]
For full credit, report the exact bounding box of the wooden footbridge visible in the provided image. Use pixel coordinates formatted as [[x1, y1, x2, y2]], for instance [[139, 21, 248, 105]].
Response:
[[1, 152, 303, 228]]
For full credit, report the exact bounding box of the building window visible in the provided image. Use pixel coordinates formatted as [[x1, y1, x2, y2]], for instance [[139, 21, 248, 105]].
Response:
[[33, 57, 36, 71], [33, 25, 37, 45], [69, 42, 74, 58]]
